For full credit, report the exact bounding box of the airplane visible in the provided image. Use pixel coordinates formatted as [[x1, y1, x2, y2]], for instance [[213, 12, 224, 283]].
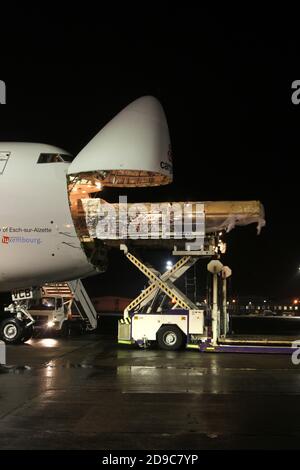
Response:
[[0, 96, 265, 344]]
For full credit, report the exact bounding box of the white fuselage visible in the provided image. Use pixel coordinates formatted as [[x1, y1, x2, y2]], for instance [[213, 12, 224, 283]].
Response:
[[0, 143, 97, 291], [0, 97, 179, 293]]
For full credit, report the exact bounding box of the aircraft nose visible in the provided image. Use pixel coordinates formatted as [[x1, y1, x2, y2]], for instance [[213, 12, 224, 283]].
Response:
[[67, 96, 173, 187]]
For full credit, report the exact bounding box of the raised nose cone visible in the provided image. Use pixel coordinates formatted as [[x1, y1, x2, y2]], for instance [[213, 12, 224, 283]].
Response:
[[68, 96, 173, 187]]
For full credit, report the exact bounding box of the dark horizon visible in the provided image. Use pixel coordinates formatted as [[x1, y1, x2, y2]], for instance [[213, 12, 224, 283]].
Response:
[[1, 7, 300, 302]]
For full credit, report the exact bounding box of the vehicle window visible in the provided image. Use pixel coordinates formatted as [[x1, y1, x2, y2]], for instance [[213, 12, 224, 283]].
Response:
[[29, 297, 55, 310]]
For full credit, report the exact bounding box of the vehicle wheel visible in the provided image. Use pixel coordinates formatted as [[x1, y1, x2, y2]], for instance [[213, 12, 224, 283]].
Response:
[[0, 317, 25, 344], [61, 320, 71, 337], [157, 325, 185, 351], [73, 321, 86, 335], [21, 325, 34, 342]]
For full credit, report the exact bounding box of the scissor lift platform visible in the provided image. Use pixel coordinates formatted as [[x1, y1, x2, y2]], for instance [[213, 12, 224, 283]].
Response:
[[118, 242, 216, 349], [118, 243, 299, 354]]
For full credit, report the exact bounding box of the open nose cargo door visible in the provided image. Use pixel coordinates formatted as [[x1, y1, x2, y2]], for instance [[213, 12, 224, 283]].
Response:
[[66, 96, 265, 266], [67, 95, 173, 187]]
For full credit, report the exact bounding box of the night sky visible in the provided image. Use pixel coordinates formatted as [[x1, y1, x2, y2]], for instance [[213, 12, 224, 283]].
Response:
[[0, 6, 300, 302]]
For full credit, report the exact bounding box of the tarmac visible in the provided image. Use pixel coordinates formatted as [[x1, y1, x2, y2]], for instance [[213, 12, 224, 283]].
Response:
[[1, 331, 300, 449]]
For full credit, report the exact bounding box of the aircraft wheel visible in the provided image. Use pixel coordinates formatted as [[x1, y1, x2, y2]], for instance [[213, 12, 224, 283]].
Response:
[[0, 317, 25, 344]]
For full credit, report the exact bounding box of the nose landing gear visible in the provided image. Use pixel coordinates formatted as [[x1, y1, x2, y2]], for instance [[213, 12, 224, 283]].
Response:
[[0, 301, 35, 344]]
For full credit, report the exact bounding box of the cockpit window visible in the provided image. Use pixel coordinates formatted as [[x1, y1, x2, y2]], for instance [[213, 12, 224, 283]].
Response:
[[37, 153, 74, 164]]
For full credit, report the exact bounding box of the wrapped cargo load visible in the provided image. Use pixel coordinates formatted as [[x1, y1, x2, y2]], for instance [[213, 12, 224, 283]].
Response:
[[70, 198, 265, 249]]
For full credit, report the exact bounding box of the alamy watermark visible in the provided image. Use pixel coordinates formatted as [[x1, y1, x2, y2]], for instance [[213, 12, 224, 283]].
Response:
[[291, 340, 300, 364], [83, 197, 205, 247], [0, 341, 6, 364], [0, 81, 6, 104]]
